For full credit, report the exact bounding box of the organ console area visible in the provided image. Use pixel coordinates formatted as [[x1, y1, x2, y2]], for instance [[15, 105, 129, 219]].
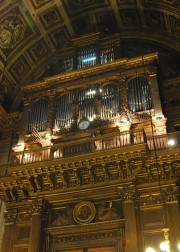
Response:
[[12, 49, 166, 165]]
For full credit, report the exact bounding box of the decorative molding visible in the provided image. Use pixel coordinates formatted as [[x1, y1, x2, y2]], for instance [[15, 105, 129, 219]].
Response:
[[52, 230, 121, 243]]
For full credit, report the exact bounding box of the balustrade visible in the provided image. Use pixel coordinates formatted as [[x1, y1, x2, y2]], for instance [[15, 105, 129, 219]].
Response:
[[9, 130, 180, 166]]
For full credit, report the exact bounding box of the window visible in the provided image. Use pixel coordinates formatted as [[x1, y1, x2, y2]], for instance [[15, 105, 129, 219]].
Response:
[[128, 76, 152, 112]]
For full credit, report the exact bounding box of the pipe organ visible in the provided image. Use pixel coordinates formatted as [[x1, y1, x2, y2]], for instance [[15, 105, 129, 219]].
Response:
[[1, 50, 178, 252], [26, 79, 151, 135]]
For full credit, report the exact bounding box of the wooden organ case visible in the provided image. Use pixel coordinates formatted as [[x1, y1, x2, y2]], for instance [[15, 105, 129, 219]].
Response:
[[0, 33, 179, 252]]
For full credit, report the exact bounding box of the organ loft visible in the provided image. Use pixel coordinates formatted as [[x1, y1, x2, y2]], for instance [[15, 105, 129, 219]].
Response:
[[0, 31, 180, 252]]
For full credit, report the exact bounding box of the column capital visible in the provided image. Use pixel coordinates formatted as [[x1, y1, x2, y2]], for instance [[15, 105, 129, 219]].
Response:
[[162, 186, 178, 204], [117, 185, 139, 203], [28, 198, 47, 216], [4, 208, 17, 224]]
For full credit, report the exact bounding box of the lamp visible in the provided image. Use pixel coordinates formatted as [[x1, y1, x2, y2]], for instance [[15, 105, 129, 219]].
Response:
[[146, 248, 156, 252], [145, 229, 180, 252]]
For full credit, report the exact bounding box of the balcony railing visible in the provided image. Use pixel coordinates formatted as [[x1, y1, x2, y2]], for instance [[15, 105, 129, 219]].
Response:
[[10, 130, 180, 166], [147, 131, 180, 150]]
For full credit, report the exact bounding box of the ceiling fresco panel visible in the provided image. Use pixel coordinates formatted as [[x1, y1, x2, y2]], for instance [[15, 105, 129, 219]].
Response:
[[142, 0, 180, 7], [9, 55, 31, 82], [169, 16, 180, 35], [0, 5, 33, 54], [116, 0, 136, 5], [39, 5, 64, 30], [30, 0, 53, 9], [119, 9, 142, 26], [73, 16, 97, 35], [62, 0, 110, 16], [48, 26, 71, 49], [95, 12, 118, 34], [144, 10, 167, 30], [27, 39, 50, 63]]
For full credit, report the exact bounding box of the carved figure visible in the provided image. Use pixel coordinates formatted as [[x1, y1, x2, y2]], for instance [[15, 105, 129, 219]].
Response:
[[0, 18, 24, 47], [51, 205, 74, 226], [97, 200, 119, 221]]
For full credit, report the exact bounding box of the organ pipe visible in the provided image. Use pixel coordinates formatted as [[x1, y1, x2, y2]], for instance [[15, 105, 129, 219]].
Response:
[[128, 76, 152, 113], [28, 99, 48, 133]]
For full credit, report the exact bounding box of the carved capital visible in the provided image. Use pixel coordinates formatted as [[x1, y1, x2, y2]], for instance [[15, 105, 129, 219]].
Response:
[[117, 185, 139, 203], [16, 211, 32, 223], [162, 186, 178, 203], [28, 198, 46, 216], [4, 208, 17, 224]]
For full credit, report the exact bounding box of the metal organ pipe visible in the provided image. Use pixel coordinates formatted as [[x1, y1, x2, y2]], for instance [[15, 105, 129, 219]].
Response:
[[128, 76, 152, 112], [27, 99, 48, 133]]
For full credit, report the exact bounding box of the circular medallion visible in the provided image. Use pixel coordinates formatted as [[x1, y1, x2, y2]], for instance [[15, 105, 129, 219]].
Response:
[[73, 201, 96, 224]]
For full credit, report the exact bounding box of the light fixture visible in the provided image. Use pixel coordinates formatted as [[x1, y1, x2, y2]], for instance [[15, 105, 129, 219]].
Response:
[[177, 243, 180, 251], [45, 133, 52, 140], [167, 139, 175, 147], [160, 241, 170, 251], [146, 247, 156, 252], [121, 117, 128, 123]]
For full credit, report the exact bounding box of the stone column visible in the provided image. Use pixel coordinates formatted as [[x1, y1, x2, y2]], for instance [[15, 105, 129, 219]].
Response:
[[164, 186, 180, 252], [28, 198, 45, 252], [120, 185, 139, 252], [1, 208, 17, 252]]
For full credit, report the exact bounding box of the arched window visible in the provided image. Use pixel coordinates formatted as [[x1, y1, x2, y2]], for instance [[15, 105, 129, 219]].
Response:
[[101, 84, 119, 119], [128, 76, 152, 112], [55, 93, 74, 129], [79, 86, 96, 121], [28, 99, 48, 133]]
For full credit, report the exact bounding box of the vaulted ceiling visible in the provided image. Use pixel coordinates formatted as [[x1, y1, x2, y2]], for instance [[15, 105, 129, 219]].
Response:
[[0, 0, 180, 111]]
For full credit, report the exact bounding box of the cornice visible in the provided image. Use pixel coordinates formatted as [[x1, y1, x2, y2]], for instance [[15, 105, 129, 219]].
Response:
[[45, 219, 124, 236], [21, 53, 158, 93]]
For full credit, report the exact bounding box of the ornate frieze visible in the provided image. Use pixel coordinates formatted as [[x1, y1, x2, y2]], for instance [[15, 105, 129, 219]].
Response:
[[1, 150, 179, 205], [50, 200, 122, 228], [140, 194, 162, 207], [52, 230, 121, 243]]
